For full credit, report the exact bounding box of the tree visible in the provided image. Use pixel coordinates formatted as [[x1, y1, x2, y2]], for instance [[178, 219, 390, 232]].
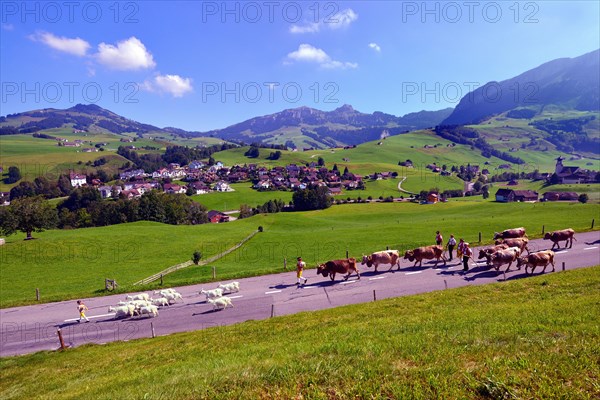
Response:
[[5, 166, 21, 184], [332, 164, 338, 172], [267, 150, 281, 160], [238, 204, 253, 219], [57, 174, 72, 195], [60, 186, 102, 212], [292, 186, 332, 211], [244, 146, 260, 158], [578, 193, 589, 204], [9, 181, 36, 199], [317, 157, 325, 166], [0, 196, 58, 239], [192, 250, 202, 265]]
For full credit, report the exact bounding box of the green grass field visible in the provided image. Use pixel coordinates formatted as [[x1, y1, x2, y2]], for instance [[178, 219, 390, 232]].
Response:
[[0, 220, 258, 308], [1, 266, 598, 399], [2, 200, 597, 308]]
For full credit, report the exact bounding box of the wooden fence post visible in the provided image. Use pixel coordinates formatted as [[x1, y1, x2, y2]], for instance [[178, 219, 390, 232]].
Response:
[[283, 258, 287, 270], [346, 249, 349, 258], [478, 232, 481, 243], [444, 280, 448, 290], [270, 304, 275, 318], [562, 262, 565, 271], [160, 274, 163, 286], [542, 225, 545, 234], [57, 328, 66, 350], [151, 322, 156, 338], [592, 219, 595, 229], [212, 266, 216, 279], [36, 288, 40, 301], [373, 290, 376, 301]]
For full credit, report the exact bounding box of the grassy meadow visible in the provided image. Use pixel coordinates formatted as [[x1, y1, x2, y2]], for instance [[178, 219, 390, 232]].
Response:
[[2, 200, 598, 308], [1, 266, 598, 399], [0, 220, 259, 308]]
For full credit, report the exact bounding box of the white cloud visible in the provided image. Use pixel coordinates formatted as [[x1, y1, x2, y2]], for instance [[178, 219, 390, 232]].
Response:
[[2, 24, 14, 31], [286, 44, 357, 70], [329, 9, 358, 29], [30, 31, 90, 57], [95, 37, 156, 70], [289, 8, 357, 34], [369, 43, 381, 52], [289, 23, 320, 34], [142, 74, 193, 97]]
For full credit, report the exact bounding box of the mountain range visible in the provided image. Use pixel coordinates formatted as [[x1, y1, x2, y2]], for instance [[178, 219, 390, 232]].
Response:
[[201, 105, 453, 148], [442, 49, 599, 126]]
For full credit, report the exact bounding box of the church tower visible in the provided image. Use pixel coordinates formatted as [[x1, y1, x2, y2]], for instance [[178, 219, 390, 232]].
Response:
[[555, 157, 564, 175]]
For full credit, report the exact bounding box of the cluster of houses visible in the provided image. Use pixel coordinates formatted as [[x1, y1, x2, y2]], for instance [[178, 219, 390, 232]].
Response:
[[72, 160, 364, 202], [250, 163, 364, 194]]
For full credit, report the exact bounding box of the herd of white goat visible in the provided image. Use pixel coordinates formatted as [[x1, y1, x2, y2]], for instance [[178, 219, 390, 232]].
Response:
[[108, 282, 240, 319]]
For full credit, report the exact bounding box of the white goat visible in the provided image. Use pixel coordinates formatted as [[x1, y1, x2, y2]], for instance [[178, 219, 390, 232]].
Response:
[[208, 296, 233, 311], [108, 305, 134, 319], [138, 304, 159, 318], [162, 292, 182, 303], [200, 288, 223, 300], [151, 297, 170, 307], [125, 293, 150, 301], [154, 288, 178, 296], [218, 282, 240, 293]]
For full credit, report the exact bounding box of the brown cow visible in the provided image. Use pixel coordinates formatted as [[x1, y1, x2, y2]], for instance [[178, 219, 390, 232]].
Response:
[[543, 228, 576, 250], [361, 250, 400, 272], [403, 245, 446, 267], [493, 227, 527, 240], [477, 243, 509, 266], [490, 247, 521, 272], [516, 250, 555, 274], [317, 258, 360, 281], [494, 237, 529, 255]]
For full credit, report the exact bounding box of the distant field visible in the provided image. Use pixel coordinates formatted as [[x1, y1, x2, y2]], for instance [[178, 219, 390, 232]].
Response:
[[1, 200, 597, 308], [1, 267, 598, 399], [0, 134, 132, 190], [193, 183, 294, 211]]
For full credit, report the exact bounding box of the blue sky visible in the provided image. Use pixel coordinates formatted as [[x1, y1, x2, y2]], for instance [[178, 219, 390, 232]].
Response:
[[1, 1, 599, 131]]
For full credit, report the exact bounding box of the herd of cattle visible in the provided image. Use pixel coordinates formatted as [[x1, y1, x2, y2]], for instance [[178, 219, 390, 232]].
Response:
[[112, 227, 576, 318], [314, 228, 577, 281]]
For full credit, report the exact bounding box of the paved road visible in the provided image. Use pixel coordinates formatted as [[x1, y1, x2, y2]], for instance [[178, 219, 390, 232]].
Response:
[[1, 231, 599, 357]]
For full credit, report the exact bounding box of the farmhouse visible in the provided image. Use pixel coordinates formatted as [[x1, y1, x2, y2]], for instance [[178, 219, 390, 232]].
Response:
[[542, 191, 579, 201], [208, 210, 230, 223], [328, 187, 342, 196], [163, 183, 186, 194], [69, 172, 87, 187], [214, 181, 233, 192], [495, 188, 538, 202], [189, 181, 211, 194]]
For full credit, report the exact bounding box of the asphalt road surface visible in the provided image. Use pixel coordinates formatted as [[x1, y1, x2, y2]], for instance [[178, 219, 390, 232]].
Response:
[[1, 231, 599, 357]]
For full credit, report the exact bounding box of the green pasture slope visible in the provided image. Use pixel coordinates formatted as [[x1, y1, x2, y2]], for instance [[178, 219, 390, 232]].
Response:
[[1, 267, 598, 399], [168, 200, 599, 285], [1, 201, 597, 308], [0, 133, 129, 191], [0, 220, 258, 308]]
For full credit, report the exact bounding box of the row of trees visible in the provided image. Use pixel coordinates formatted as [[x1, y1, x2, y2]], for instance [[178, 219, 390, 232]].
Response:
[[57, 187, 208, 228], [0, 189, 210, 239]]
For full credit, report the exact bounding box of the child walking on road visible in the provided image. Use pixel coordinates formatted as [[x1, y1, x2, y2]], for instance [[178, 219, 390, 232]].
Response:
[[296, 257, 308, 287], [77, 300, 89, 323]]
